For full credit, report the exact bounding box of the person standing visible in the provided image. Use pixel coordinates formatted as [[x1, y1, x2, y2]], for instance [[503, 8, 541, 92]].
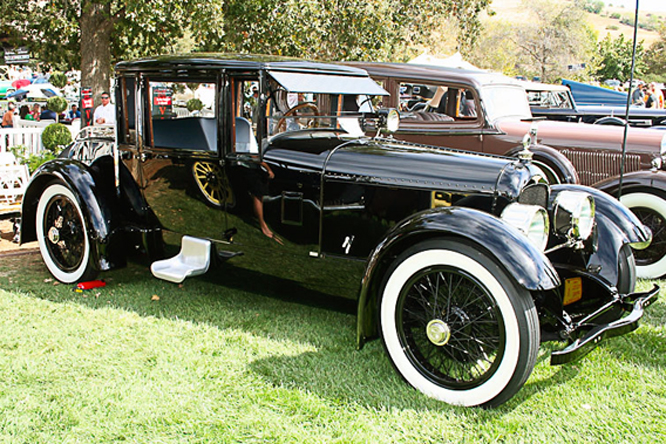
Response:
[[93, 91, 116, 125], [646, 84, 660, 109], [30, 104, 41, 120], [650, 83, 664, 109], [631, 85, 645, 106], [1, 103, 15, 127]]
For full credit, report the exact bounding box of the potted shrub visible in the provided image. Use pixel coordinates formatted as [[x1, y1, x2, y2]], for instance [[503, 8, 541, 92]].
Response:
[[49, 72, 68, 89], [46, 96, 68, 122], [41, 123, 72, 153], [186, 98, 204, 114]]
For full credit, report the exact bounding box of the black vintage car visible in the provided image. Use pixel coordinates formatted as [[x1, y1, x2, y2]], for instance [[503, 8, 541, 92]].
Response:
[[20, 54, 658, 408]]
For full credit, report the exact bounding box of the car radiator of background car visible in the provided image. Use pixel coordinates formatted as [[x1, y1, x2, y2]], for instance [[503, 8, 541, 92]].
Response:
[[561, 149, 642, 186]]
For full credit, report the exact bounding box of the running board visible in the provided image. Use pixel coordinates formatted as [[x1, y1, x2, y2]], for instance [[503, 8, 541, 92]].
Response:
[[150, 236, 211, 283]]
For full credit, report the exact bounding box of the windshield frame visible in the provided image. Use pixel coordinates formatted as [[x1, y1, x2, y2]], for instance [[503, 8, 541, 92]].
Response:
[[480, 84, 533, 121]]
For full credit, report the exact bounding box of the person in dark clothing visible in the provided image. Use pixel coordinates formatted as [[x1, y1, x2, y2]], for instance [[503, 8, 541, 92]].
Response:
[[39, 104, 57, 121]]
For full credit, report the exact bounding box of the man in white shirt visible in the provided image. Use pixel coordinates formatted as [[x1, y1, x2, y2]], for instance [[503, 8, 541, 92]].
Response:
[[93, 91, 116, 125]]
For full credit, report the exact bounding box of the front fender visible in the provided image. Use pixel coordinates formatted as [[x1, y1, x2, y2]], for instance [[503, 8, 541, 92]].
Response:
[[551, 184, 652, 246], [593, 169, 666, 199], [356, 206, 560, 347], [506, 144, 580, 185]]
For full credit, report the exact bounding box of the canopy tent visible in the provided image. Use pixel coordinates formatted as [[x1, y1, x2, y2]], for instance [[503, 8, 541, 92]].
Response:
[[7, 83, 61, 101], [407, 52, 484, 71]]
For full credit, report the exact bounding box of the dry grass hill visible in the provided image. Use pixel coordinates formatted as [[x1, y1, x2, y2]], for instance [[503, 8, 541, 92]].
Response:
[[485, 0, 663, 46]]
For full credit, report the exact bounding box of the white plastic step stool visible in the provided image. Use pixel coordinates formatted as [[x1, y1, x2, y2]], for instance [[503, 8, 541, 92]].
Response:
[[150, 236, 211, 283]]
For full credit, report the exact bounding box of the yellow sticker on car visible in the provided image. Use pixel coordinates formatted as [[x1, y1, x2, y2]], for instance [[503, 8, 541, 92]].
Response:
[[563, 277, 583, 305]]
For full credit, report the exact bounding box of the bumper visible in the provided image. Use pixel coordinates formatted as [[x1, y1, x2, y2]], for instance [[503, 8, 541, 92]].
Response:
[[550, 284, 660, 365]]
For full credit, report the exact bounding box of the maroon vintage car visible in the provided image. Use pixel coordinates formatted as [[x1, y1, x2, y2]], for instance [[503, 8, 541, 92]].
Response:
[[346, 61, 666, 279]]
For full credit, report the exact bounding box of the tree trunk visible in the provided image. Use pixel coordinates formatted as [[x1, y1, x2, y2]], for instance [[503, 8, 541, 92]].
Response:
[[80, 0, 114, 108]]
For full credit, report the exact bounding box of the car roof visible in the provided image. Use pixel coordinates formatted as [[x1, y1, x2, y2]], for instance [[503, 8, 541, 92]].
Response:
[[116, 53, 371, 77], [343, 61, 524, 90]]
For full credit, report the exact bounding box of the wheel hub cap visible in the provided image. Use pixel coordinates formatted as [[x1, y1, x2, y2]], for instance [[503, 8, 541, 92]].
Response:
[[48, 226, 60, 244], [426, 319, 451, 346]]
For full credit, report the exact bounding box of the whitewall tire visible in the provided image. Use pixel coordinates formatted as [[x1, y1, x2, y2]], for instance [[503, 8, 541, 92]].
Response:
[[620, 192, 666, 279], [36, 183, 97, 283], [379, 240, 539, 408]]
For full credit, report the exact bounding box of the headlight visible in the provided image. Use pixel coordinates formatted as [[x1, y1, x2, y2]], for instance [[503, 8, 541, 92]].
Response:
[[386, 109, 400, 133], [552, 191, 595, 240], [501, 203, 550, 251]]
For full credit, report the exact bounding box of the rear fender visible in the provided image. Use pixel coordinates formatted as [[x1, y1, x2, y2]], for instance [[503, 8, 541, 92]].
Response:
[[21, 157, 156, 270], [22, 159, 114, 245], [356, 206, 560, 346]]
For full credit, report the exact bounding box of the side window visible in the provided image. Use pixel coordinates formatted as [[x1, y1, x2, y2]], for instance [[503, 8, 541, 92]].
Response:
[[119, 76, 136, 144], [398, 82, 478, 123], [147, 80, 217, 152], [231, 78, 260, 154]]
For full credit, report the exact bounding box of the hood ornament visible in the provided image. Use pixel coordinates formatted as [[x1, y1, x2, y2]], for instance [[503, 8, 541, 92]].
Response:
[[518, 124, 538, 161]]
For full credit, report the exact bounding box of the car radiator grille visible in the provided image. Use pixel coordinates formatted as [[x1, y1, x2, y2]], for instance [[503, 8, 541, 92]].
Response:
[[561, 149, 642, 186]]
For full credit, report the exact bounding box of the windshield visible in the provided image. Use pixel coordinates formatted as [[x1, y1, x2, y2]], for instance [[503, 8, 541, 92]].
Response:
[[265, 75, 386, 138], [527, 89, 573, 109], [481, 85, 532, 121]]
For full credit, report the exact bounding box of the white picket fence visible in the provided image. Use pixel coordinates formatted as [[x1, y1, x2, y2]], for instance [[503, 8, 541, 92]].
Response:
[[0, 117, 82, 156], [0, 127, 44, 155]]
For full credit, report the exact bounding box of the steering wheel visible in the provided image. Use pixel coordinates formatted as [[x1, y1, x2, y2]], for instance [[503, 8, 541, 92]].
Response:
[[276, 102, 320, 132]]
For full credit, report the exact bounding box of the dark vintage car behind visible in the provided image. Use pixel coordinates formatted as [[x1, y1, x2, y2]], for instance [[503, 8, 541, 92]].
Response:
[[20, 54, 657, 408], [525, 80, 666, 128], [347, 61, 666, 280]]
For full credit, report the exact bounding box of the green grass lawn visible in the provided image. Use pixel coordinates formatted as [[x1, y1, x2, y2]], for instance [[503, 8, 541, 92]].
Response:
[[0, 252, 664, 443]]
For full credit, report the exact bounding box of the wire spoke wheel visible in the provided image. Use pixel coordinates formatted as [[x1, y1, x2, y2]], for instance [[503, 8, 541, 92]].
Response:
[[380, 240, 539, 407], [631, 206, 666, 266], [192, 161, 234, 208], [398, 267, 504, 390], [620, 191, 666, 278]]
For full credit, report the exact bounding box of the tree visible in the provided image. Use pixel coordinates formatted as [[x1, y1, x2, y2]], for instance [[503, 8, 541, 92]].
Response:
[[594, 33, 646, 82], [644, 25, 666, 82], [1, 0, 490, 102], [0, 0, 225, 106], [512, 0, 597, 82], [469, 20, 519, 75], [218, 0, 490, 62]]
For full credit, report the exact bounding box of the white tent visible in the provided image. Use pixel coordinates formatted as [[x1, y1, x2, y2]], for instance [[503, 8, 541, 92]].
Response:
[[408, 52, 484, 71], [7, 83, 62, 101]]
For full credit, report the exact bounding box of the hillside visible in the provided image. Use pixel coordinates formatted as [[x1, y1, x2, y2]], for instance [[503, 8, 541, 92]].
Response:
[[485, 0, 663, 46]]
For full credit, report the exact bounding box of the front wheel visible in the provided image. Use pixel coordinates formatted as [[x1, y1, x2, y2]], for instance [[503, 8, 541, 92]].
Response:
[[36, 183, 97, 283], [379, 239, 540, 408], [620, 191, 666, 279]]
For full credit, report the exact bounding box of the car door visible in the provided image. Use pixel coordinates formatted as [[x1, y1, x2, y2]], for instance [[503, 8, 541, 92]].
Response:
[[135, 71, 231, 242]]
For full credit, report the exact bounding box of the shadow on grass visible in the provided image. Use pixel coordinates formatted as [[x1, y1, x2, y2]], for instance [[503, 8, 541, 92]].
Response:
[[2, 252, 661, 413]]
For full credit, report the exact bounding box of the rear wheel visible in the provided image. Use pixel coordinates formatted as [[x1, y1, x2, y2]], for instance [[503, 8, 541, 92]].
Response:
[[36, 183, 97, 283], [379, 239, 539, 407], [620, 191, 666, 279]]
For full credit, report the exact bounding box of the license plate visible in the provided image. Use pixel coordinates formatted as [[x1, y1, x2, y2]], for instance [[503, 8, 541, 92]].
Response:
[[563, 277, 583, 305]]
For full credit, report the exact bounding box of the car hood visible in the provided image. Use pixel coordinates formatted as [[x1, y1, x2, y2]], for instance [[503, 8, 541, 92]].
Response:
[[495, 118, 664, 156], [265, 133, 534, 198]]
